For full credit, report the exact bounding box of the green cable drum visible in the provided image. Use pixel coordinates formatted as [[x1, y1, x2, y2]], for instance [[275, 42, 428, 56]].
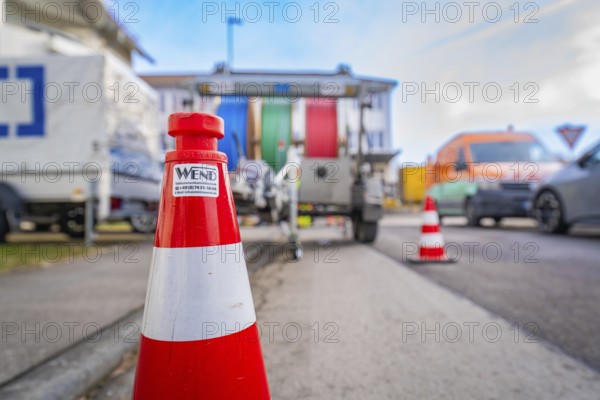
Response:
[[261, 99, 291, 172]]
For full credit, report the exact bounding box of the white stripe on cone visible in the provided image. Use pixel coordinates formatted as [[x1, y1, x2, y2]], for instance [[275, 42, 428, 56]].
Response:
[[141, 243, 256, 342], [422, 211, 439, 225], [420, 233, 445, 246]]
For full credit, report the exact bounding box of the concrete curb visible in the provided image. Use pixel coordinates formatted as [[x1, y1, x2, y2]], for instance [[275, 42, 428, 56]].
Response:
[[0, 309, 143, 400], [0, 241, 285, 400]]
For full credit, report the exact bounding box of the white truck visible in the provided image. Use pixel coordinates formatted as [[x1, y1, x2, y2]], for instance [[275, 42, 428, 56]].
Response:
[[0, 54, 162, 241]]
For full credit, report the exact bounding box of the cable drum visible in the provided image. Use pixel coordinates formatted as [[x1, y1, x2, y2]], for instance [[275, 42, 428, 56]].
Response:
[[216, 96, 249, 171], [305, 98, 338, 158], [261, 99, 291, 172]]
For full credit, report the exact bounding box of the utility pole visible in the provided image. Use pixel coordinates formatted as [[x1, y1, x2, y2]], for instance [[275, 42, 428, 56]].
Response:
[[226, 17, 243, 68]]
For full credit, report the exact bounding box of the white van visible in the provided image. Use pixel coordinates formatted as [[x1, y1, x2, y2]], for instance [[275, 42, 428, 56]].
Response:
[[0, 54, 162, 240]]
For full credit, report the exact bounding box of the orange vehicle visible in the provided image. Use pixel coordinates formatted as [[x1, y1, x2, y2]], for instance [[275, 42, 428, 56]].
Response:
[[426, 129, 562, 226]]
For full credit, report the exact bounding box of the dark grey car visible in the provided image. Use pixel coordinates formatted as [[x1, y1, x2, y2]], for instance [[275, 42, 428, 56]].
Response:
[[532, 142, 600, 233]]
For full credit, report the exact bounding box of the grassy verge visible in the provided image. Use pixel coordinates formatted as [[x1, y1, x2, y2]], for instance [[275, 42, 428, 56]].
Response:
[[95, 222, 133, 233], [0, 221, 144, 274], [0, 242, 89, 275]]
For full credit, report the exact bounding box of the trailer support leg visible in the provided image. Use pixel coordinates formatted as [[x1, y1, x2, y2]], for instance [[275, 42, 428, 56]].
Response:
[[84, 180, 96, 244]]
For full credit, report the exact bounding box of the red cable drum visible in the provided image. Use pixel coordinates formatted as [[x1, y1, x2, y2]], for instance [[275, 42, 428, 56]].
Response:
[[305, 98, 338, 158]]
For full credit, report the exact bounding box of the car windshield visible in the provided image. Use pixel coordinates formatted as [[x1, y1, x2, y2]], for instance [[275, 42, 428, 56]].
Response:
[[469, 141, 556, 163]]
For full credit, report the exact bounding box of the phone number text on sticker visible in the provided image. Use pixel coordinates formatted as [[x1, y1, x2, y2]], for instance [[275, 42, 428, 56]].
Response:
[[173, 164, 219, 198]]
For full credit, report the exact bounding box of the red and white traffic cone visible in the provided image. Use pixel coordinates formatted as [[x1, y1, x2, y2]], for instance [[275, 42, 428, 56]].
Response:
[[408, 196, 455, 264], [132, 113, 270, 399]]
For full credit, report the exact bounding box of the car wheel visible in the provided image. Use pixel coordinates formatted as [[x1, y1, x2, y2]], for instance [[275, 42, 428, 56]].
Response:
[[534, 191, 569, 234], [465, 199, 482, 227], [60, 206, 86, 238], [129, 214, 157, 234], [0, 209, 8, 243]]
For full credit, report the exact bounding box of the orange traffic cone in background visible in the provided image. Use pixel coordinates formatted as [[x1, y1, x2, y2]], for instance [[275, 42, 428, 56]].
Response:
[[408, 196, 455, 264], [132, 113, 270, 399]]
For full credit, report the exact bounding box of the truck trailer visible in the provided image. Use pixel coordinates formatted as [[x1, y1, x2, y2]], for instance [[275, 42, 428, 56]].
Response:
[[0, 54, 162, 241]]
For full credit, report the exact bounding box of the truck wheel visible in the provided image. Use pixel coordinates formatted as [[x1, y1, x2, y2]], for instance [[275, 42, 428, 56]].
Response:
[[0, 210, 8, 243], [465, 199, 482, 227], [60, 206, 86, 238], [129, 214, 157, 234], [534, 190, 569, 234], [353, 219, 378, 243]]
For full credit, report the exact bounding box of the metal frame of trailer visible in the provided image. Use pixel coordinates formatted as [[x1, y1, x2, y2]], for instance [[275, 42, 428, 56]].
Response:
[[183, 65, 398, 257]]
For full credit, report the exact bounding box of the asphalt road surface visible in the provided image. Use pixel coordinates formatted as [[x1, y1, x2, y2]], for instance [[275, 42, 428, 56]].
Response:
[[6, 218, 599, 399], [88, 221, 600, 399], [376, 214, 600, 372]]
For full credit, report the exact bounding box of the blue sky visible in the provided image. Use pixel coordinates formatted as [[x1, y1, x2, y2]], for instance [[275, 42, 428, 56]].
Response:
[[125, 0, 600, 162]]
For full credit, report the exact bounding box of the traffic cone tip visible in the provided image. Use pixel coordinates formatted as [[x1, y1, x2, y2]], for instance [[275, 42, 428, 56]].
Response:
[[168, 112, 225, 140]]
